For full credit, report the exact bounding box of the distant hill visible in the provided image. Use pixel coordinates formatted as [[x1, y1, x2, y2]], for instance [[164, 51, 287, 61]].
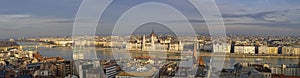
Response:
[[0, 39, 9, 41], [0, 41, 20, 47]]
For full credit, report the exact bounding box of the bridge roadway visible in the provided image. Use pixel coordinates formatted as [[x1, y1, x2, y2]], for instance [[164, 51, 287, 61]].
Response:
[[21, 43, 60, 48]]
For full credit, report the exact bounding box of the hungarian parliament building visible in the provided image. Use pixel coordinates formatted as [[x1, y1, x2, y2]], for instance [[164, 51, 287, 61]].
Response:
[[126, 30, 183, 51]]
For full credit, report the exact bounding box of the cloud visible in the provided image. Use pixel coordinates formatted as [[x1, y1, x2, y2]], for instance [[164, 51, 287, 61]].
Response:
[[0, 0, 299, 38], [0, 14, 74, 38], [222, 9, 290, 22], [0, 14, 73, 26], [0, 14, 31, 18], [165, 19, 206, 23], [226, 22, 300, 29], [220, 8, 300, 30], [44, 19, 74, 23], [0, 0, 81, 18]]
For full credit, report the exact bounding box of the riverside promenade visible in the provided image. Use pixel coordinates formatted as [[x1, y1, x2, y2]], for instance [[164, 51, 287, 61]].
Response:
[[103, 49, 300, 59]]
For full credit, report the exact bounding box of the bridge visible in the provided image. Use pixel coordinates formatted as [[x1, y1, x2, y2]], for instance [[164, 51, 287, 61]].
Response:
[[21, 43, 61, 49]]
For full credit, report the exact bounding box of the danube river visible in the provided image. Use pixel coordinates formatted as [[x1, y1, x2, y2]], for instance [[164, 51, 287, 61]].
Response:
[[18, 42, 299, 68]]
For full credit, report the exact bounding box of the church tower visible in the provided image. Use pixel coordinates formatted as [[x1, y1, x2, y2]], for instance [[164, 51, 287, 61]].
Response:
[[150, 29, 156, 45], [142, 34, 146, 50]]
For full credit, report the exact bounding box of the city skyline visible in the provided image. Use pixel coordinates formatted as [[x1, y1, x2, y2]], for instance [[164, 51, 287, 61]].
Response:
[[0, 0, 299, 38], [0, 0, 299, 78]]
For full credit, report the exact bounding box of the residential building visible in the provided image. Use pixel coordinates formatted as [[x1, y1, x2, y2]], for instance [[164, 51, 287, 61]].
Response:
[[267, 47, 278, 55], [234, 46, 255, 54], [53, 40, 73, 47], [282, 46, 296, 55], [101, 61, 121, 78], [53, 61, 73, 77], [234, 46, 244, 54], [270, 64, 300, 76], [294, 47, 300, 55], [258, 46, 268, 55], [203, 44, 213, 52], [212, 43, 231, 53]]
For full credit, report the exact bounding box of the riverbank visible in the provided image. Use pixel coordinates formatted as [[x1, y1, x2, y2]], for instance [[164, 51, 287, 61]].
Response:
[[100, 49, 300, 59]]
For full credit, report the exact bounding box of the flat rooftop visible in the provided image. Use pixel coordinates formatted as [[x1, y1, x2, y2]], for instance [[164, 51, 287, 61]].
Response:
[[117, 67, 158, 77]]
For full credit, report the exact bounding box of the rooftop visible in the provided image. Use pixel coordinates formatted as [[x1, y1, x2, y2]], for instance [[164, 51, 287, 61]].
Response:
[[117, 67, 158, 77]]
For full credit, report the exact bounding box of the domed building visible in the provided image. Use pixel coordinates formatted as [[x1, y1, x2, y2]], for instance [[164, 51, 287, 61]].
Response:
[[126, 30, 183, 51]]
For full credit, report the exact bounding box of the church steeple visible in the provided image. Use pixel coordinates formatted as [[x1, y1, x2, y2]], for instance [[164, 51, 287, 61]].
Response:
[[150, 29, 156, 46], [152, 29, 154, 33], [150, 29, 156, 37]]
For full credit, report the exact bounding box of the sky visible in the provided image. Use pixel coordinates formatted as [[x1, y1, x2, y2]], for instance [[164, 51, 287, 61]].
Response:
[[0, 0, 299, 39]]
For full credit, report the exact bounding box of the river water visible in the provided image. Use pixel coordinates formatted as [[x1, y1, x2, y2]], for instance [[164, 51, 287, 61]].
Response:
[[18, 42, 299, 68]]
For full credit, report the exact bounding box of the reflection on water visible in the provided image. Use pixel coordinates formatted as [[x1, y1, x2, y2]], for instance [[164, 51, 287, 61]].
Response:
[[18, 42, 299, 66], [39, 48, 299, 64], [38, 47, 73, 60]]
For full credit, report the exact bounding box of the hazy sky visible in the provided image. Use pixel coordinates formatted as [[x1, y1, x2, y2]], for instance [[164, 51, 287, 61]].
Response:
[[0, 0, 299, 39]]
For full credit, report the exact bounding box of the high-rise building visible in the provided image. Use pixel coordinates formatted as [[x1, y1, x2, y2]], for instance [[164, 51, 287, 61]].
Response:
[[54, 61, 73, 77], [101, 61, 121, 78]]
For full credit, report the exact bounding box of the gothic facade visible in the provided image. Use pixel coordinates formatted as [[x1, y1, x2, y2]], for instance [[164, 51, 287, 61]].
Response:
[[126, 30, 183, 51]]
